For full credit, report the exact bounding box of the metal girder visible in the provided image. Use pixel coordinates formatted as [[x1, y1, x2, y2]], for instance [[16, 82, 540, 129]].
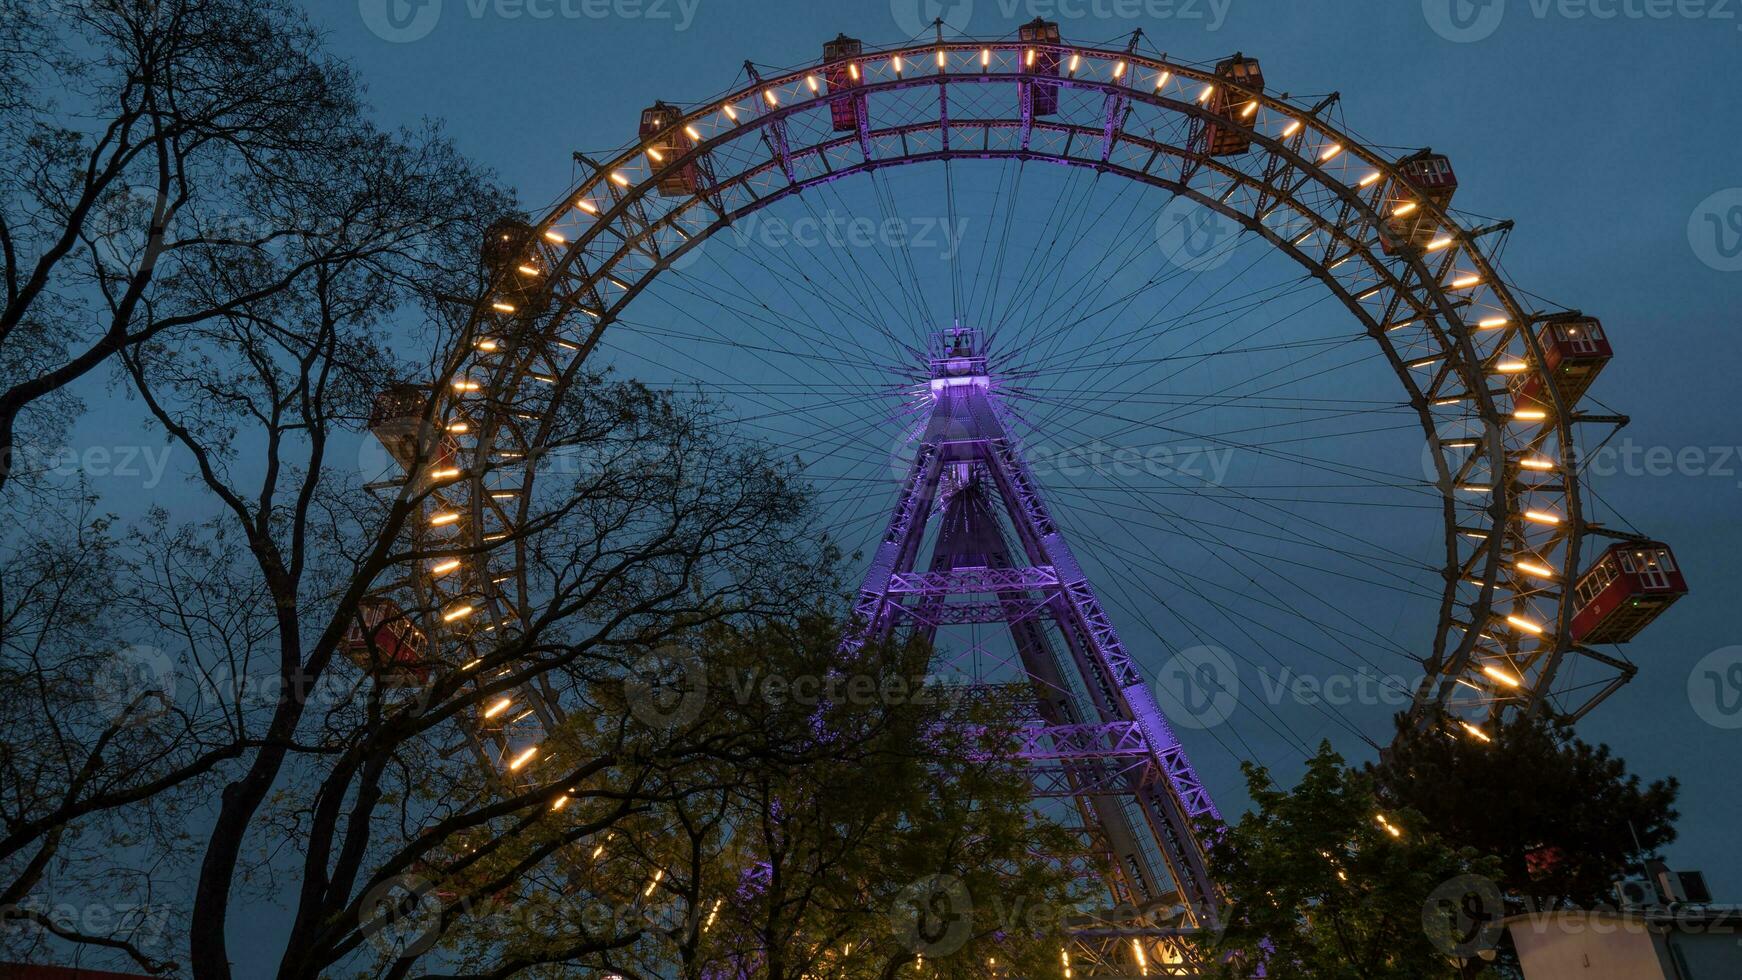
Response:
[[890, 597, 1053, 627], [744, 62, 797, 184], [1014, 721, 1152, 760], [887, 565, 1061, 595], [1026, 759, 1156, 797]]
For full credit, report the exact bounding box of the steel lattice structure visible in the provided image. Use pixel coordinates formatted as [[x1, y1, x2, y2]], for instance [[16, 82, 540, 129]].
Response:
[[838, 327, 1219, 972], [355, 27, 1676, 976]]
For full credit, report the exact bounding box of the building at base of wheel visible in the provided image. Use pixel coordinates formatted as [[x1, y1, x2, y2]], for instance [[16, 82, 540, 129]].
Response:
[[1505, 890, 1742, 979]]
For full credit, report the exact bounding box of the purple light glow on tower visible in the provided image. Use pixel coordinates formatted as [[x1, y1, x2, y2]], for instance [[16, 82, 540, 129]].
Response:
[[844, 327, 1223, 952]]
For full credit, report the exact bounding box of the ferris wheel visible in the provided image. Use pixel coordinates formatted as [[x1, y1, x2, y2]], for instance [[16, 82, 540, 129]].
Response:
[[348, 20, 1688, 975]]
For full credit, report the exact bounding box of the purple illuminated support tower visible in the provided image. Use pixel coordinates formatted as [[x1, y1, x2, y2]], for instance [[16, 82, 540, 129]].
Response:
[[847, 328, 1222, 972]]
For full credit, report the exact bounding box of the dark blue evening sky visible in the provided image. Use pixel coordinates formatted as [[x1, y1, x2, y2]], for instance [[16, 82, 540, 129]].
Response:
[[84, 0, 1742, 969], [344, 0, 1742, 834]]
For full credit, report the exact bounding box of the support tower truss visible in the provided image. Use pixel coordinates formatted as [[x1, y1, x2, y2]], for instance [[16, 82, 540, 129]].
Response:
[[845, 329, 1218, 977]]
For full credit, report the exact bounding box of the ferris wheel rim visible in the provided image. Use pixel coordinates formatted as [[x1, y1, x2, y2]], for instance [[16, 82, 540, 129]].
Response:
[[419, 33, 1610, 754]]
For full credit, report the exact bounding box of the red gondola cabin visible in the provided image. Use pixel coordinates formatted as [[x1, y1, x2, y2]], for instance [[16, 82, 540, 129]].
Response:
[[639, 102, 701, 197], [1381, 150, 1458, 255], [1019, 19, 1062, 117], [823, 34, 865, 133], [1570, 541, 1688, 644], [1509, 316, 1613, 411], [1204, 54, 1264, 156], [344, 597, 430, 684], [370, 383, 458, 479]]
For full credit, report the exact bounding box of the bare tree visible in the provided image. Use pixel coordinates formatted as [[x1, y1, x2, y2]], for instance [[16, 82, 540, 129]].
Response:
[[120, 325, 825, 980], [0, 0, 495, 492], [1, 7, 1072, 980], [0, 497, 195, 975], [0, 0, 512, 969]]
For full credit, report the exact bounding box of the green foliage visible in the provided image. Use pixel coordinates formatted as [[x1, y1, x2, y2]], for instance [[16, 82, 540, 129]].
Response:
[[1369, 711, 1679, 908], [690, 614, 1085, 979], [1192, 742, 1503, 980]]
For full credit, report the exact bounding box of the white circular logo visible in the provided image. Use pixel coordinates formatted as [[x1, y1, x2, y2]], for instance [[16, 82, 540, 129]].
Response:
[[359, 874, 444, 959], [92, 645, 176, 727], [890, 874, 974, 958], [624, 645, 709, 729], [1154, 645, 1239, 729], [1689, 646, 1742, 730], [1155, 196, 1241, 272], [890, 0, 974, 40], [360, 0, 442, 43], [1688, 188, 1742, 273], [1422, 874, 1505, 957], [1422, 0, 1506, 43]]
